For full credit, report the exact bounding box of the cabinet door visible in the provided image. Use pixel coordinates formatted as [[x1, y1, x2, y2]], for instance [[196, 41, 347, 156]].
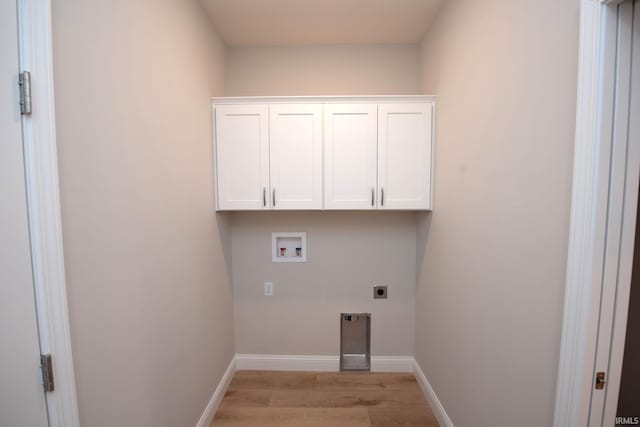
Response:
[[215, 104, 270, 210], [324, 104, 378, 209], [269, 104, 323, 209], [378, 103, 433, 210]]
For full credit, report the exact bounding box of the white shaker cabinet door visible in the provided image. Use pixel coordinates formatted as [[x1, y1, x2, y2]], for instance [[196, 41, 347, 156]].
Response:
[[378, 103, 433, 210], [269, 104, 323, 210], [324, 104, 378, 209], [215, 104, 270, 210]]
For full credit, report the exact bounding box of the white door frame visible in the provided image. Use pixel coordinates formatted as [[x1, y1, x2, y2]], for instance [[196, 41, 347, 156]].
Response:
[[16, 0, 80, 426], [554, 1, 638, 426]]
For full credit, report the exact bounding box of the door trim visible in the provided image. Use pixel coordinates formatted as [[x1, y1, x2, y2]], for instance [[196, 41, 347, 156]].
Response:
[[598, 1, 640, 422], [17, 1, 80, 426], [554, 1, 635, 426]]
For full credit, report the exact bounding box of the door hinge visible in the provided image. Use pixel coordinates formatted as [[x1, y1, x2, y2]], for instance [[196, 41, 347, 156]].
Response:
[[19, 71, 32, 115], [41, 354, 54, 392], [595, 371, 606, 390]]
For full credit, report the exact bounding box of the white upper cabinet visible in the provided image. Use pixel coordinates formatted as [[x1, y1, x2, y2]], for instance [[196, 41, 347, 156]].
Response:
[[269, 104, 323, 210], [324, 104, 378, 209], [212, 97, 434, 211], [215, 104, 270, 210], [378, 103, 433, 210]]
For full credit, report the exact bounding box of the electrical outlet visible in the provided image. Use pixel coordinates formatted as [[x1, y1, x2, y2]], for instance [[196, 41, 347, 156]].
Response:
[[373, 285, 388, 299], [264, 281, 273, 296]]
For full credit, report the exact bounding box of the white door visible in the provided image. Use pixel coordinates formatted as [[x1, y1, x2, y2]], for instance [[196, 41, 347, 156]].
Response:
[[0, 1, 50, 426], [378, 103, 433, 210], [269, 104, 323, 210], [215, 104, 270, 210], [324, 104, 378, 210], [589, 1, 640, 425]]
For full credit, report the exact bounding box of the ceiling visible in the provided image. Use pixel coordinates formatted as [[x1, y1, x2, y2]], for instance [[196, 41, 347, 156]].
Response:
[[199, 0, 445, 46]]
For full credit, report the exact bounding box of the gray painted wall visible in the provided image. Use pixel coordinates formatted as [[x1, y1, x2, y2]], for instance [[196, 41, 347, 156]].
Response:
[[415, 1, 579, 426], [226, 44, 421, 96], [232, 212, 416, 356], [52, 1, 234, 426]]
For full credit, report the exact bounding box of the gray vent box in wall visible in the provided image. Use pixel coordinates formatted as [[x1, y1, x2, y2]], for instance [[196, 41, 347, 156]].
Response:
[[340, 313, 371, 372]]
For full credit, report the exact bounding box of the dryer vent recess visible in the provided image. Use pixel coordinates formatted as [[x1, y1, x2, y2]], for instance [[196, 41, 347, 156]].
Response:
[[340, 313, 371, 372]]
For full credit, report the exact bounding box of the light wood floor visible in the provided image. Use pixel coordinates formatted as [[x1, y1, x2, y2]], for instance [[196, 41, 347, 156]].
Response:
[[211, 371, 439, 427]]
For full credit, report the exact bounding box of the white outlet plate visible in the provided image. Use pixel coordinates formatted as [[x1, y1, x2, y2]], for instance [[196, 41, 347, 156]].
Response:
[[264, 281, 273, 296]]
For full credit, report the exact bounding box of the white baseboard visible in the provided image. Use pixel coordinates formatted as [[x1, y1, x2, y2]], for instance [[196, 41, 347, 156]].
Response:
[[413, 359, 453, 427], [195, 356, 236, 427], [371, 356, 414, 372], [235, 354, 413, 372], [236, 354, 339, 371]]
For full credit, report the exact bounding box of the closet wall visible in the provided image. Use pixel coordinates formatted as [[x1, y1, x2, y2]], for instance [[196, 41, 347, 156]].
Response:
[[232, 212, 417, 356], [415, 0, 579, 425], [226, 44, 421, 96], [52, 1, 233, 426]]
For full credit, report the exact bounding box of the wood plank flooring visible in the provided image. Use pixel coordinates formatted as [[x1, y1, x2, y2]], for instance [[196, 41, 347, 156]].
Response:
[[211, 371, 439, 427]]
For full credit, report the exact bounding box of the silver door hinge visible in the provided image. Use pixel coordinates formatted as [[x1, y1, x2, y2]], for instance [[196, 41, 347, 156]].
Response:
[[19, 71, 32, 115], [41, 354, 54, 392]]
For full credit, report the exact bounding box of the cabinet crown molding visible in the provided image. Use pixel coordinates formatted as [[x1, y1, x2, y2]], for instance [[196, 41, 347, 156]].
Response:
[[212, 95, 437, 105]]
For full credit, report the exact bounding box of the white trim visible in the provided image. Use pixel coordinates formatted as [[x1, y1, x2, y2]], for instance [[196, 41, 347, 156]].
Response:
[[235, 354, 414, 372], [599, 0, 640, 422], [554, 1, 621, 426], [589, 1, 635, 423], [16, 1, 80, 427], [412, 359, 453, 427], [554, 1, 605, 425], [236, 354, 339, 371], [211, 95, 437, 105], [195, 357, 236, 427], [370, 356, 414, 373]]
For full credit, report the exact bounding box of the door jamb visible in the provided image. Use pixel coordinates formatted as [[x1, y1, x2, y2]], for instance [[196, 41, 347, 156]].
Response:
[[16, 1, 80, 426], [554, 1, 634, 426]]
